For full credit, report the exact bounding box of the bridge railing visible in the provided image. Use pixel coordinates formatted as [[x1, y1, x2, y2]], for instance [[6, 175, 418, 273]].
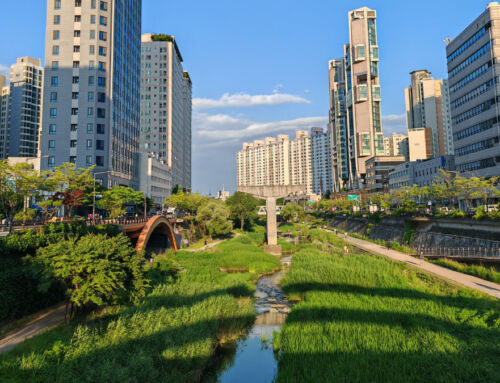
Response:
[[418, 246, 500, 259]]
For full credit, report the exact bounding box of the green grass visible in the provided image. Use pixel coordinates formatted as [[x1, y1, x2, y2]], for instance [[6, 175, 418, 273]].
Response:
[[0, 233, 280, 383], [429, 258, 500, 284], [276, 235, 500, 383]]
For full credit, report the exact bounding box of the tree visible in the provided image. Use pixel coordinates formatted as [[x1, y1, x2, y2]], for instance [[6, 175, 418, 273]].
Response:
[[196, 201, 233, 238], [33, 234, 148, 318], [0, 160, 45, 231], [98, 186, 144, 219], [165, 190, 207, 215], [39, 200, 63, 223], [226, 192, 258, 230], [45, 163, 95, 217], [281, 203, 305, 223]]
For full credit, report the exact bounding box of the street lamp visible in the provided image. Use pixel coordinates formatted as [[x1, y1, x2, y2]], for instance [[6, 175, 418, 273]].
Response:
[[93, 171, 111, 222]]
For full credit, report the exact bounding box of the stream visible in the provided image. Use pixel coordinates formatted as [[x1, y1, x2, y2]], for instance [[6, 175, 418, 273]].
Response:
[[203, 256, 292, 382]]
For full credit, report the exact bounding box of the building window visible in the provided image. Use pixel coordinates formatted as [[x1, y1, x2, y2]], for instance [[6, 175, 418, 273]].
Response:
[[88, 76, 95, 86], [49, 124, 56, 134], [87, 124, 94, 133], [98, 46, 107, 56], [89, 60, 95, 70], [89, 45, 95, 55], [50, 92, 57, 102], [48, 140, 56, 151], [71, 124, 78, 131], [72, 92, 79, 100], [86, 139, 93, 149], [53, 30, 60, 40], [90, 15, 96, 24], [69, 156, 76, 164], [99, 31, 107, 41], [88, 92, 94, 102], [54, 15, 60, 24], [73, 46, 80, 53], [100, 1, 108, 11], [96, 156, 104, 166], [51, 76, 58, 86], [74, 30, 81, 38], [48, 156, 55, 168], [98, 77, 106, 87], [74, 15, 81, 22], [50, 108, 57, 118], [91, 0, 96, 9], [99, 16, 107, 26], [88, 108, 94, 118], [70, 140, 77, 148], [97, 108, 105, 118], [72, 76, 80, 84], [75, 0, 82, 6], [98, 61, 106, 71], [73, 61, 80, 68], [71, 108, 78, 116], [52, 61, 58, 70], [97, 92, 105, 102], [90, 30, 95, 40], [96, 140, 104, 150], [54, 0, 61, 9], [97, 124, 105, 134], [52, 46, 59, 55], [86, 156, 93, 166]]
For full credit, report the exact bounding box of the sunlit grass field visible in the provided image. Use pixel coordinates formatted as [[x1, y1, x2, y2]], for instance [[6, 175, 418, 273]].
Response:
[[0, 233, 280, 383], [276, 230, 500, 383]]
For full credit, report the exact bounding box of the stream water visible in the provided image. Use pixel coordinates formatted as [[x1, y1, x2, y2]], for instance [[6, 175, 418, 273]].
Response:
[[204, 257, 292, 383]]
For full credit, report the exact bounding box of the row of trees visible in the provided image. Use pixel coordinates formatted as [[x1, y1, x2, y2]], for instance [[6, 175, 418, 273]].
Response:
[[314, 170, 500, 218], [0, 161, 149, 232]]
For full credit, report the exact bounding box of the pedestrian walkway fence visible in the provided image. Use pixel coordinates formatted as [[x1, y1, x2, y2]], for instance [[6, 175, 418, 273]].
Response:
[[418, 246, 500, 259]]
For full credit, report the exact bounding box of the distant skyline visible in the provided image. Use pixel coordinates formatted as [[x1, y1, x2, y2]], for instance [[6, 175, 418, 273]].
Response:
[[0, 0, 493, 195]]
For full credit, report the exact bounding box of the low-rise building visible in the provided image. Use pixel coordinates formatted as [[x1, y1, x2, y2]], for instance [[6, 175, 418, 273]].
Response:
[[365, 155, 406, 193], [388, 162, 415, 190], [137, 153, 172, 208], [413, 155, 456, 187]]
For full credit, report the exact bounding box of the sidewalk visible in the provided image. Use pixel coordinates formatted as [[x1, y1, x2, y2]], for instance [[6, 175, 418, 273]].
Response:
[[0, 304, 66, 354], [326, 229, 500, 299], [183, 232, 241, 253]]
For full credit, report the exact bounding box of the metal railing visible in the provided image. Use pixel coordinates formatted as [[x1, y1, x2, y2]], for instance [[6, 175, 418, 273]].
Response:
[[418, 246, 500, 259]]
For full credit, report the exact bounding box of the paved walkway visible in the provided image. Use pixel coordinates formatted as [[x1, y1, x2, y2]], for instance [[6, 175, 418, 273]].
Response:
[[325, 229, 500, 299], [183, 232, 241, 253], [0, 304, 66, 354]]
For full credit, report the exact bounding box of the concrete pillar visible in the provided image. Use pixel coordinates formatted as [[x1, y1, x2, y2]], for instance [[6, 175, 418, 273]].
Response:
[[266, 197, 277, 246]]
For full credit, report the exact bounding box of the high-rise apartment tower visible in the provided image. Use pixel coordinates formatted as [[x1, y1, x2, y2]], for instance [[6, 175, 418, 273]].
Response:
[[329, 7, 384, 191], [405, 70, 453, 161], [40, 0, 142, 188], [140, 33, 192, 190]]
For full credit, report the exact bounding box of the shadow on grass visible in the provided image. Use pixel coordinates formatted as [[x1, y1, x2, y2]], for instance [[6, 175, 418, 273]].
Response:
[[275, 282, 500, 383]]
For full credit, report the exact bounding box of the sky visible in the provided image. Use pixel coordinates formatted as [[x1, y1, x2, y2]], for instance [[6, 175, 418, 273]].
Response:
[[0, 1, 493, 195]]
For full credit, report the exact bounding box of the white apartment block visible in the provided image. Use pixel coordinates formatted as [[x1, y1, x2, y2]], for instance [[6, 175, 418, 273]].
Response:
[[237, 130, 314, 195], [140, 34, 192, 190], [137, 152, 172, 207], [384, 133, 409, 160], [40, 0, 142, 189]]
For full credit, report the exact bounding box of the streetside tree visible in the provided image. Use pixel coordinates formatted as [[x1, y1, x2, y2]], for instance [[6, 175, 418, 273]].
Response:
[[32, 234, 148, 320], [226, 192, 258, 230], [97, 186, 144, 219], [196, 201, 233, 238], [45, 163, 95, 217], [281, 203, 305, 223], [0, 160, 46, 231]]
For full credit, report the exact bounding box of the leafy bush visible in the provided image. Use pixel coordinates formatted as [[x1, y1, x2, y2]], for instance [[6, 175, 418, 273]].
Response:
[[473, 206, 487, 220], [450, 208, 466, 218]]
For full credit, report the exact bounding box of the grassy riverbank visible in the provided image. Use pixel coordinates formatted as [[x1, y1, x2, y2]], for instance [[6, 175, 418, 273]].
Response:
[[276, 231, 500, 382], [0, 233, 280, 383], [429, 258, 500, 284]]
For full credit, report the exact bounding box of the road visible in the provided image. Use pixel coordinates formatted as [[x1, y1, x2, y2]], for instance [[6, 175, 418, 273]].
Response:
[[327, 229, 500, 299]]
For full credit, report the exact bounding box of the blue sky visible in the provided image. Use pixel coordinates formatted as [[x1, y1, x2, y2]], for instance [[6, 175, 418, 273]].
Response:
[[0, 0, 491, 195]]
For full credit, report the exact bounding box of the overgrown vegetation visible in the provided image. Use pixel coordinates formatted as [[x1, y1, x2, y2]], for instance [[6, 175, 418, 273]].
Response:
[[275, 232, 500, 382], [0, 233, 281, 382], [429, 258, 500, 284]]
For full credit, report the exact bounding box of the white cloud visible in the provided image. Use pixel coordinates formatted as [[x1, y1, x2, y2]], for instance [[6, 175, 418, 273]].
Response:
[[382, 113, 407, 136], [193, 111, 327, 144], [0, 64, 9, 79], [193, 92, 310, 110], [272, 83, 285, 94]]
